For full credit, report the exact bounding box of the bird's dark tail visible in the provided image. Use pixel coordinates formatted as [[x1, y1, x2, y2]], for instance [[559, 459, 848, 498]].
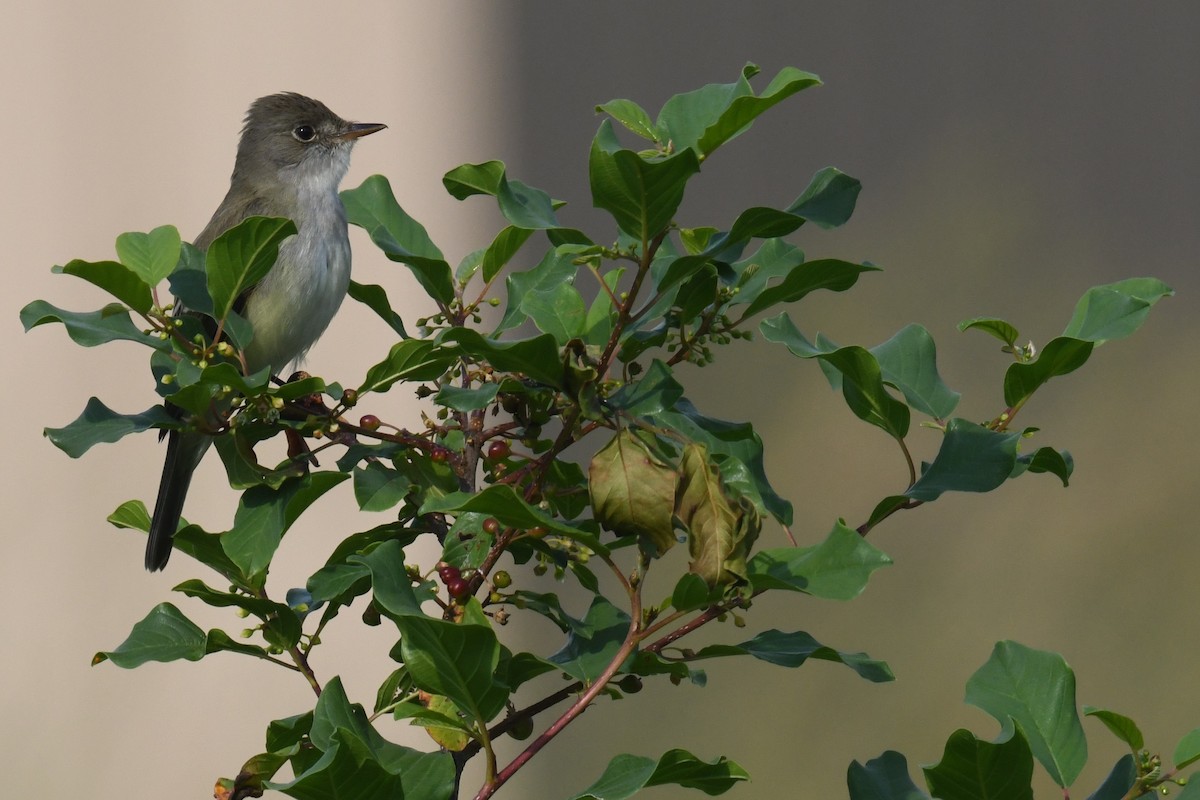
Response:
[[146, 430, 208, 571]]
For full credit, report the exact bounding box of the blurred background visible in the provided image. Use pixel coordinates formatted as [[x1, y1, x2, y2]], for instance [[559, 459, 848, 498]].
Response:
[[3, 2, 1197, 797]]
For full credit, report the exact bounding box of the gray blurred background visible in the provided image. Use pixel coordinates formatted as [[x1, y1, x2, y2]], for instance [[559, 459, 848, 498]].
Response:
[[3, 2, 1196, 798]]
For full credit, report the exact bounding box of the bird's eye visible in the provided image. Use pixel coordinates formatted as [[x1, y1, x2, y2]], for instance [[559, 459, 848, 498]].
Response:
[[292, 124, 316, 142]]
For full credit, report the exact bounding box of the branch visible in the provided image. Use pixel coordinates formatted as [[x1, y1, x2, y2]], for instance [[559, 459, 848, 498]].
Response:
[[474, 554, 644, 800]]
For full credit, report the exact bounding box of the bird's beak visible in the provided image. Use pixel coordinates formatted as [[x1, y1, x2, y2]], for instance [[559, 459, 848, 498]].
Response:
[[339, 122, 387, 141]]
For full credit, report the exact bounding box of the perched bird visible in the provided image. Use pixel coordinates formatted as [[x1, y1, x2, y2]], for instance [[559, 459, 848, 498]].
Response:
[[145, 93, 385, 571]]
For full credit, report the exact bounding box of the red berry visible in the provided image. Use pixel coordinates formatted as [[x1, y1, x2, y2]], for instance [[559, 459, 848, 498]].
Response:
[[482, 517, 501, 535], [485, 440, 511, 461], [446, 578, 469, 599], [430, 447, 449, 463], [359, 414, 381, 431]]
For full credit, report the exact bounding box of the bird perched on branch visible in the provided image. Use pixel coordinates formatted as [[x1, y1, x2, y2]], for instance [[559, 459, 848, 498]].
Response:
[[145, 93, 385, 571]]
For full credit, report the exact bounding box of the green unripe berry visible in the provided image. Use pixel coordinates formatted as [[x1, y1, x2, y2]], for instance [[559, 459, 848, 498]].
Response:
[[508, 716, 534, 740]]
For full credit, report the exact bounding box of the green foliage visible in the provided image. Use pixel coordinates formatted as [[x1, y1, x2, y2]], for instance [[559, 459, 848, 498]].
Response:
[[23, 64, 1181, 800], [568, 749, 749, 799], [848, 643, 1198, 800]]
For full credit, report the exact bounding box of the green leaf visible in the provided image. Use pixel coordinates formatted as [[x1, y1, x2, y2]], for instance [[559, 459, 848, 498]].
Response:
[[342, 174, 454, 305], [589, 119, 701, 241], [1088, 755, 1137, 800], [347, 281, 409, 338], [496, 246, 580, 333], [421, 485, 608, 556], [205, 216, 297, 319], [92, 603, 206, 667], [269, 729, 403, 800], [498, 179, 562, 230], [406, 694, 474, 752], [658, 64, 822, 159], [644, 748, 749, 795], [728, 239, 806, 307], [155, 361, 271, 419], [523, 280, 587, 344], [958, 317, 1021, 348], [108, 499, 152, 532], [922, 728, 1034, 800], [674, 265, 719, 324], [1015, 446, 1074, 486], [763, 314, 960, 423], [871, 324, 961, 419], [589, 431, 678, 555], [173, 579, 301, 649], [306, 563, 369, 609], [165, 242, 211, 313], [58, 259, 154, 314], [508, 590, 592, 635], [788, 166, 862, 229], [724, 206, 806, 244], [203, 629, 275, 661], [671, 572, 717, 613], [442, 161, 561, 229], [651, 240, 741, 308], [115, 224, 182, 287], [221, 472, 350, 578], [1004, 336, 1095, 408], [350, 539, 433, 619], [434, 382, 500, 412], [762, 317, 912, 436], [455, 247, 485, 284], [20, 299, 163, 349], [906, 419, 1024, 502], [304, 525, 423, 617], [498, 650, 560, 692], [273, 678, 456, 800], [1062, 277, 1173, 344], [595, 99, 662, 143], [846, 751, 929, 800], [1083, 706, 1145, 750], [965, 641, 1087, 787], [266, 712, 313, 753], [396, 615, 505, 725], [357, 338, 456, 395], [610, 359, 685, 417], [748, 521, 892, 600], [481, 225, 533, 282], [743, 258, 877, 318], [442, 161, 507, 199], [548, 596, 632, 683], [1175, 727, 1200, 770], [568, 749, 748, 800], [44, 398, 176, 458], [655, 63, 755, 156], [823, 345, 911, 438], [694, 629, 893, 683], [436, 327, 563, 388], [353, 462, 411, 512]]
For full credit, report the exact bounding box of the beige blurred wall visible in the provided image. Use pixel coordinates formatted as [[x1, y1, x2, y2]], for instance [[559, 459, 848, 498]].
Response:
[[1, 2, 513, 797], [3, 3, 1198, 799]]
